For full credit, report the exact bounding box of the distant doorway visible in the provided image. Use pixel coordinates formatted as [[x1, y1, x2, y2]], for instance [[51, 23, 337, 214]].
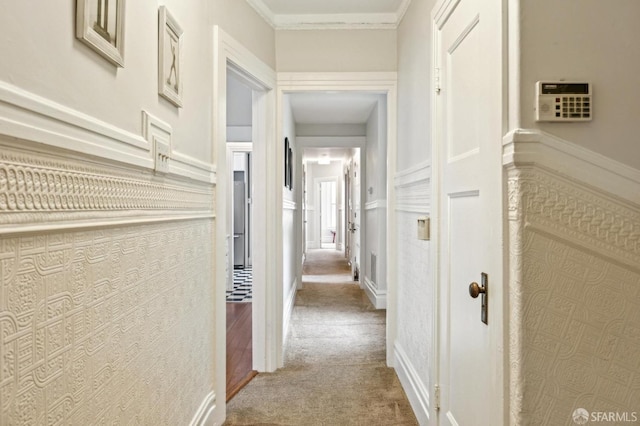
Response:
[[319, 180, 337, 249]]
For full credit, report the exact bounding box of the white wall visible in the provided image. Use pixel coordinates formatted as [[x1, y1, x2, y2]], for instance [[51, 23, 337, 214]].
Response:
[[227, 73, 252, 142], [364, 97, 388, 308], [518, 0, 640, 170], [276, 29, 397, 72], [396, 0, 436, 171], [211, 0, 276, 69], [393, 0, 437, 423], [0, 1, 275, 424]]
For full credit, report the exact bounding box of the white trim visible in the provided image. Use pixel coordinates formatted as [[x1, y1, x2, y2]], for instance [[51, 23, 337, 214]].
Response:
[[170, 151, 216, 184], [282, 277, 297, 348], [394, 342, 430, 425], [283, 199, 297, 210], [394, 161, 431, 188], [394, 162, 431, 213], [365, 199, 387, 210], [0, 213, 214, 236], [213, 26, 277, 425], [246, 0, 412, 30], [297, 136, 366, 148], [0, 80, 151, 168], [190, 391, 216, 426], [363, 276, 387, 309], [503, 129, 640, 205], [278, 72, 397, 87]]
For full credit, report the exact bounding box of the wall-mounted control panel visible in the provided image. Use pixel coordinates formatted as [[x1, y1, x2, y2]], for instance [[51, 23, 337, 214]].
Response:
[[535, 81, 592, 122]]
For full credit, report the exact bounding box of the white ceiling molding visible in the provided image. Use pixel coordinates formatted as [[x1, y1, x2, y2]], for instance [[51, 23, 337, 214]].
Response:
[[246, 0, 412, 30]]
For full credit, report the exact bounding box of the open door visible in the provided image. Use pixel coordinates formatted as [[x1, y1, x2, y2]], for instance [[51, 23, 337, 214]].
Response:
[[434, 0, 504, 424]]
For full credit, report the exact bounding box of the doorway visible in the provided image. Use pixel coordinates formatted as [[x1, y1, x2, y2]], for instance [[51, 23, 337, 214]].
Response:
[[318, 180, 337, 249]]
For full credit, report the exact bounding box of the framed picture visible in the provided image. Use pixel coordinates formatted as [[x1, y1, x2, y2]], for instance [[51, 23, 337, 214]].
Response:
[[287, 145, 293, 190], [76, 0, 125, 67], [158, 6, 183, 107], [284, 137, 290, 188]]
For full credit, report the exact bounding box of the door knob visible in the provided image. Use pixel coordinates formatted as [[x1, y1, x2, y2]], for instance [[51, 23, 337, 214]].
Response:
[[469, 273, 488, 324], [468, 281, 485, 298]]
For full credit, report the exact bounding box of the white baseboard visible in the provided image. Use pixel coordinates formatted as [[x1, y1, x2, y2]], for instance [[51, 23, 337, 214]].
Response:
[[190, 391, 216, 426], [363, 276, 387, 309], [394, 343, 430, 425], [283, 278, 297, 347]]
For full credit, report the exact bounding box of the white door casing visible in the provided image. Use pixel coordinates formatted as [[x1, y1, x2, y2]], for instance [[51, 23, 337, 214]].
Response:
[[432, 0, 505, 425], [214, 26, 277, 425]]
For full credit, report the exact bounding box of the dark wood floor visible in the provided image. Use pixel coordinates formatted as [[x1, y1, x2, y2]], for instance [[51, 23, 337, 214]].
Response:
[[226, 302, 257, 402]]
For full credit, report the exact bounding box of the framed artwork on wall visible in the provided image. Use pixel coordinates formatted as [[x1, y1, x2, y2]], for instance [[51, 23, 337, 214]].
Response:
[[287, 144, 293, 190], [158, 6, 183, 107], [76, 0, 125, 67], [284, 137, 290, 189]]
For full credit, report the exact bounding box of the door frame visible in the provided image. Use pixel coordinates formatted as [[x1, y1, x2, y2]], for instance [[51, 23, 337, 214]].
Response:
[[213, 27, 277, 424], [277, 72, 398, 365], [227, 143, 252, 290], [431, 0, 507, 424], [315, 176, 339, 249]]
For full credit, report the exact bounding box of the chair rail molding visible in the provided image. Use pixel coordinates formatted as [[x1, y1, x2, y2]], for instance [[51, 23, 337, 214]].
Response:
[[0, 80, 151, 168], [394, 161, 431, 213]]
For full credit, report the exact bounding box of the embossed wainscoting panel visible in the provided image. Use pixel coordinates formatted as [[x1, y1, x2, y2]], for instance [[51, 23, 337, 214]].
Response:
[[505, 132, 640, 425], [0, 220, 214, 424], [520, 230, 640, 425]]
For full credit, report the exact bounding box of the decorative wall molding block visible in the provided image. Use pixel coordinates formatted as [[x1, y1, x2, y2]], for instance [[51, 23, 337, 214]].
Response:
[[394, 161, 431, 213], [0, 80, 151, 169], [0, 140, 215, 234], [394, 342, 430, 425], [0, 220, 214, 425], [142, 111, 215, 184], [504, 130, 640, 425]]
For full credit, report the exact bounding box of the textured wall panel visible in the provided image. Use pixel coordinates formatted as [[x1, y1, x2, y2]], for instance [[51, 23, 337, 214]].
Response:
[[0, 141, 215, 232], [0, 220, 214, 424], [520, 231, 640, 425], [508, 166, 640, 425]]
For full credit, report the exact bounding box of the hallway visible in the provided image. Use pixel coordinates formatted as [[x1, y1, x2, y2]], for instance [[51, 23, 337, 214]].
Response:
[[224, 249, 417, 425]]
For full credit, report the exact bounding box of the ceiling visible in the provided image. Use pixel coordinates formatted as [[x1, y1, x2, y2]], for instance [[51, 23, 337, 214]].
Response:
[[246, 0, 412, 29], [289, 92, 376, 164], [289, 92, 379, 124]]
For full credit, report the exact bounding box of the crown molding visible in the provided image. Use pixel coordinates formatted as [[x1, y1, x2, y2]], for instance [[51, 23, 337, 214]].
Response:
[[247, 0, 412, 30]]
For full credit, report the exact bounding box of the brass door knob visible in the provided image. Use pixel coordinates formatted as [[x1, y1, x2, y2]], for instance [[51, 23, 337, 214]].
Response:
[[469, 281, 485, 298]]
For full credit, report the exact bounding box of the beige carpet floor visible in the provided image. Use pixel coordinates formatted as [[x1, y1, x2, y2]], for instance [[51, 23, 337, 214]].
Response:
[[224, 249, 418, 426]]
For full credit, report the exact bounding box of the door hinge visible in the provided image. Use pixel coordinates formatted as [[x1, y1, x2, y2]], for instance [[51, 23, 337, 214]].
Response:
[[435, 68, 441, 94], [434, 384, 441, 410]]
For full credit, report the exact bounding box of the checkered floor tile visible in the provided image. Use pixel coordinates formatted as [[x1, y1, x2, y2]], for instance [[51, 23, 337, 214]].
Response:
[[226, 267, 252, 302]]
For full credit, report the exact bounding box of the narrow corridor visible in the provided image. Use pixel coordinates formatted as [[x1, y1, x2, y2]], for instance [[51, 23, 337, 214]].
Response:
[[224, 249, 417, 425]]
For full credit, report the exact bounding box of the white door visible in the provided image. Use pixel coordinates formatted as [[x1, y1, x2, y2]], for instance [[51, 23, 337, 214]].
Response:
[[434, 0, 503, 424], [351, 158, 361, 279]]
